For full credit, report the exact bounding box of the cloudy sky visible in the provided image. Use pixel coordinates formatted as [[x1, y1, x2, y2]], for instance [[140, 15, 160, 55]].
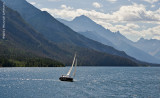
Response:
[[27, 0, 160, 41]]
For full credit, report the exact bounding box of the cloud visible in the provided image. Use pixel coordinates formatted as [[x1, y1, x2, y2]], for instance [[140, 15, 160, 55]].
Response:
[[111, 3, 160, 22], [61, 5, 67, 8], [92, 2, 102, 8], [106, 0, 117, 3], [27, 1, 41, 7], [152, 36, 160, 40], [126, 23, 140, 29], [60, 4, 73, 9], [41, 4, 160, 41], [29, 2, 36, 5], [142, 25, 160, 40], [143, 0, 159, 3], [95, 19, 160, 41], [151, 5, 155, 7], [48, 0, 62, 1], [41, 3, 160, 23]]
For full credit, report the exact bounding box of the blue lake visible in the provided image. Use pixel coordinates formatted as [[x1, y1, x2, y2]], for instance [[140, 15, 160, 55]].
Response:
[[0, 67, 160, 98]]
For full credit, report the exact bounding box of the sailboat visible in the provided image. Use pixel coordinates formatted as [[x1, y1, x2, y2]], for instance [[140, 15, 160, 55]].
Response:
[[59, 53, 77, 82]]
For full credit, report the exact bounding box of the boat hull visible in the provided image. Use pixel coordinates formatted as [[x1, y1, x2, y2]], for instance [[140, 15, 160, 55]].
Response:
[[59, 77, 73, 82]]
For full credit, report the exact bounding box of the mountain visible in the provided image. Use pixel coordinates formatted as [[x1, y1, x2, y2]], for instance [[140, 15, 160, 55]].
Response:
[[58, 15, 160, 64], [2, 0, 138, 60], [58, 15, 115, 47], [133, 38, 160, 60], [0, 1, 64, 67], [0, 0, 146, 67]]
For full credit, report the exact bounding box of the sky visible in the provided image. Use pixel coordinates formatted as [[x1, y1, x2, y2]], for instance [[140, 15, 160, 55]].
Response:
[[26, 0, 160, 41]]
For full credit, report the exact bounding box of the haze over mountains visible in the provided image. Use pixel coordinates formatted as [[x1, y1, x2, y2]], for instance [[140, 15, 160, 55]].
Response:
[[58, 15, 160, 64], [0, 0, 150, 67], [133, 38, 160, 60], [3, 0, 133, 58]]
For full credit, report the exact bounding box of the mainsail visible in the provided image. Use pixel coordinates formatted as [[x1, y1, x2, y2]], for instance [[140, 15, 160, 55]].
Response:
[[59, 53, 77, 82], [67, 53, 76, 76], [73, 59, 77, 77]]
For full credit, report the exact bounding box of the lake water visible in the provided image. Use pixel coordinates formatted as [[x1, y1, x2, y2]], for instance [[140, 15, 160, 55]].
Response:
[[0, 67, 160, 98]]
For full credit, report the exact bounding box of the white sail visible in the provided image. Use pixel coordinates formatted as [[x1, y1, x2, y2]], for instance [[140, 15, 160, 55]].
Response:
[[67, 53, 76, 76], [73, 59, 77, 77]]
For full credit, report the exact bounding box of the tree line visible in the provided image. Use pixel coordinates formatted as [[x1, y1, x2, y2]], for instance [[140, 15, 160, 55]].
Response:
[[0, 57, 64, 67]]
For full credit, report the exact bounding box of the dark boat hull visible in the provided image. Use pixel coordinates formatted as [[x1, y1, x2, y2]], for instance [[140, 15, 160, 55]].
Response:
[[59, 77, 73, 82]]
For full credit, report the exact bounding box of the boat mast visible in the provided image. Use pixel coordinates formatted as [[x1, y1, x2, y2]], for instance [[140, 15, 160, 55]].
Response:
[[67, 53, 76, 76], [73, 59, 77, 77]]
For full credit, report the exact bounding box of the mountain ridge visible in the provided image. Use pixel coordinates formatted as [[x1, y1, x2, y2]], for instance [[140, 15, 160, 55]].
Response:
[[0, 0, 147, 67], [133, 38, 160, 60], [2, 0, 138, 60], [58, 15, 160, 64]]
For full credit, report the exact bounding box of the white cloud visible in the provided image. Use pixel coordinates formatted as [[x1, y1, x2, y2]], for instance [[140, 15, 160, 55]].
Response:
[[142, 25, 160, 40], [126, 23, 140, 29], [96, 20, 160, 41], [152, 36, 160, 40], [29, 2, 36, 5], [41, 4, 160, 23], [107, 23, 142, 40], [27, 1, 41, 7], [61, 5, 67, 8], [93, 21, 143, 41], [143, 0, 159, 3], [111, 3, 160, 22], [106, 0, 117, 3], [151, 5, 155, 7], [92, 2, 102, 8], [48, 0, 62, 1], [41, 4, 160, 41], [60, 4, 73, 9]]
